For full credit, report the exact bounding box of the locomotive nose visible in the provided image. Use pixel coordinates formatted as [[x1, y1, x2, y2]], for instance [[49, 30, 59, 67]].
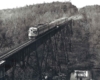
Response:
[[28, 27, 38, 39]]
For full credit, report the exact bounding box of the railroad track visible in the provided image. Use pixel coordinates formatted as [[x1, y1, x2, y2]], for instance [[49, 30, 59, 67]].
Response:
[[0, 40, 33, 60], [0, 24, 60, 65]]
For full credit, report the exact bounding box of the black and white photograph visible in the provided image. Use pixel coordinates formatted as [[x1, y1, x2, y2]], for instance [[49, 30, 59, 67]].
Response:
[[0, 0, 100, 80]]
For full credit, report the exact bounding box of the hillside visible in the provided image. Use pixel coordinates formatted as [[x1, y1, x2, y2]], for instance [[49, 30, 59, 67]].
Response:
[[0, 2, 100, 80], [0, 2, 78, 53], [79, 5, 100, 80], [79, 5, 100, 63]]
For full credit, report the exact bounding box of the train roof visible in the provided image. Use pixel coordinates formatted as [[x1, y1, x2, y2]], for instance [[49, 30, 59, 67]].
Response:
[[29, 27, 37, 30], [49, 17, 68, 24], [68, 14, 83, 20]]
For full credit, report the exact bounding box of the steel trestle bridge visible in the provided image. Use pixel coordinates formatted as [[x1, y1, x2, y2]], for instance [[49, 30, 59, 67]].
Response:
[[0, 19, 73, 80]]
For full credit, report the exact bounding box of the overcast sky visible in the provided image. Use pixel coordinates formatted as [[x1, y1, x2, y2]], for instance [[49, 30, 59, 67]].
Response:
[[0, 0, 100, 10]]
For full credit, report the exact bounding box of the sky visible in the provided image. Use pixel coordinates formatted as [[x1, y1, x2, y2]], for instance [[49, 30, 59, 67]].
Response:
[[0, 0, 100, 10]]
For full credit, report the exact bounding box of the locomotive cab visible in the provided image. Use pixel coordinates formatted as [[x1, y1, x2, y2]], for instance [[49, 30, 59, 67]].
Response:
[[28, 27, 38, 39]]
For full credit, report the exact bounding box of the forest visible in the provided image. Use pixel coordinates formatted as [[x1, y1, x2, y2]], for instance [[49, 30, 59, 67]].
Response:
[[79, 5, 100, 79], [0, 2, 77, 53], [0, 1, 100, 80]]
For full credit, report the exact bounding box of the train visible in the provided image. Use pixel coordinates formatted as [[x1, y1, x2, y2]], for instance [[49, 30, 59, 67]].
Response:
[[28, 17, 68, 39], [28, 14, 83, 39]]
